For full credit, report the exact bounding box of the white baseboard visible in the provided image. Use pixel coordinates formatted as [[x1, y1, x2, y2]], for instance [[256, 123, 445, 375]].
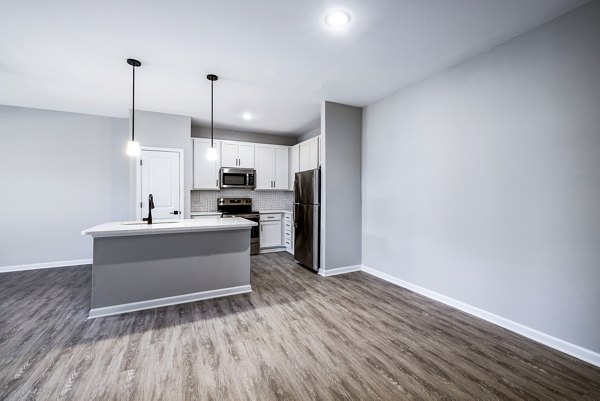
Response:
[[361, 265, 600, 368], [319, 264, 362, 277], [0, 259, 92, 273], [88, 285, 252, 319], [259, 247, 286, 254]]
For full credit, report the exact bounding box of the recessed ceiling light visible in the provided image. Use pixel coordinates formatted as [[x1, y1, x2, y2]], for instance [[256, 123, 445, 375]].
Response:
[[325, 10, 351, 28], [242, 112, 253, 121]]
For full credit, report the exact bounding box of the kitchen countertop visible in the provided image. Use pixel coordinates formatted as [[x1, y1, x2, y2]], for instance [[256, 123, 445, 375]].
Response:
[[82, 217, 257, 238], [258, 210, 292, 214]]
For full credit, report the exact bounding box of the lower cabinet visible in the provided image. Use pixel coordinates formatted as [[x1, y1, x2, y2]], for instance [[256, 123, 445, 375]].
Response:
[[260, 213, 283, 249], [284, 212, 293, 254], [260, 220, 282, 248]]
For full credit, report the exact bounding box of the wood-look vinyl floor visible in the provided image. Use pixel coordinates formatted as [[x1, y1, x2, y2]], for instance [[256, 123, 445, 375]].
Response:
[[0, 252, 599, 400]]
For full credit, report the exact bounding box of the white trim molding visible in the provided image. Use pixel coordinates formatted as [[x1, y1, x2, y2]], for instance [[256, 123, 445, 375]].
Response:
[[88, 285, 252, 319], [319, 264, 362, 277], [361, 264, 600, 368], [0, 259, 92, 273]]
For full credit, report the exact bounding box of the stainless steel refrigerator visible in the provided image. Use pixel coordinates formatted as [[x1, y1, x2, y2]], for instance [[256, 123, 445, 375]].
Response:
[[294, 168, 320, 271]]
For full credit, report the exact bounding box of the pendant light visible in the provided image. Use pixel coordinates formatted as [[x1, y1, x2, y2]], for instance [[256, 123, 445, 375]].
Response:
[[206, 74, 219, 161], [126, 58, 142, 157]]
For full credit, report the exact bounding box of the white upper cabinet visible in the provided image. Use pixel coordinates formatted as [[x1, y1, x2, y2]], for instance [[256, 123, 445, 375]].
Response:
[[255, 145, 274, 190], [221, 140, 255, 168], [299, 136, 320, 171], [221, 141, 238, 167], [193, 138, 221, 190], [237, 143, 255, 168], [255, 144, 289, 190], [289, 144, 300, 190], [274, 147, 288, 190]]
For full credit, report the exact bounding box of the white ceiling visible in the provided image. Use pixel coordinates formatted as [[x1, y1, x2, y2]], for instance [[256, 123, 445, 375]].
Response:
[[0, 0, 587, 135]]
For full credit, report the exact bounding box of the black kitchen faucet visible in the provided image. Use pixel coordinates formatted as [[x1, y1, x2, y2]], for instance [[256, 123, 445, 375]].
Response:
[[144, 194, 155, 224]]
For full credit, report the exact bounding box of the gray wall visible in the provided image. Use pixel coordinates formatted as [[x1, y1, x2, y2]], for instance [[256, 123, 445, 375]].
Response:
[[322, 101, 362, 270], [192, 126, 297, 146], [362, 2, 600, 353], [131, 110, 192, 218], [0, 106, 129, 267], [298, 127, 320, 143]]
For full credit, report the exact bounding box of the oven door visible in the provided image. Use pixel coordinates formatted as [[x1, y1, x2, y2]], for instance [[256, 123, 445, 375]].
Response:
[[243, 215, 260, 255], [220, 168, 256, 189]]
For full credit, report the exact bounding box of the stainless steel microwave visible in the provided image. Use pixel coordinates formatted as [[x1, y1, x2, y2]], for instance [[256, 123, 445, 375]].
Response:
[[219, 168, 256, 189]]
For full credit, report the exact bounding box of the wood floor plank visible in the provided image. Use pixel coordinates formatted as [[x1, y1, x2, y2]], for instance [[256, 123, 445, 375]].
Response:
[[1, 252, 599, 400]]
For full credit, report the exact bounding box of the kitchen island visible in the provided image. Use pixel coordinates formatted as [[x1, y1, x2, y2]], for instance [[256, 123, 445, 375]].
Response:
[[82, 217, 257, 318]]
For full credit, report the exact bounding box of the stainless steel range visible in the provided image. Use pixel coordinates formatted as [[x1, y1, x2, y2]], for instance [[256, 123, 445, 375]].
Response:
[[217, 198, 260, 255]]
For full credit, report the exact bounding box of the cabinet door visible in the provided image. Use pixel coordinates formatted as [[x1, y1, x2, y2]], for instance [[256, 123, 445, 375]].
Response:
[[255, 145, 274, 190], [193, 139, 220, 190], [238, 143, 255, 168], [299, 141, 310, 171], [260, 221, 282, 248], [308, 137, 320, 169], [289, 144, 299, 190], [221, 141, 238, 167], [274, 146, 289, 190]]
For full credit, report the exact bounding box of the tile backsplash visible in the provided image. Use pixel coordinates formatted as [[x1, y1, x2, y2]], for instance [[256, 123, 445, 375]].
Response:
[[191, 189, 293, 212]]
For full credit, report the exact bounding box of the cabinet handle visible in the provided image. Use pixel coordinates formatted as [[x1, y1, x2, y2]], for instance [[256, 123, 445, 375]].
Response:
[[216, 179, 218, 187]]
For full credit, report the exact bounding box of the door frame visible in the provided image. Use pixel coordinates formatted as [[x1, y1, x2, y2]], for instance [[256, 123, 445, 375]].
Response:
[[135, 146, 185, 221]]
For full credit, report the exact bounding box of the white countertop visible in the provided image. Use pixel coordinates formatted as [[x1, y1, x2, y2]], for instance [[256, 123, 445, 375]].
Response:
[[258, 210, 292, 214], [82, 217, 257, 238]]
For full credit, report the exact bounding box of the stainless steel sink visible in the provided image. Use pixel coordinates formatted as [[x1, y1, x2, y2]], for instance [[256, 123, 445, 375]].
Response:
[[121, 221, 179, 225]]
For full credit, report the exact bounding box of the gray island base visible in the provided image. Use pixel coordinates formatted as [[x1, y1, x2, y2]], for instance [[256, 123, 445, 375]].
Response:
[[82, 218, 257, 318]]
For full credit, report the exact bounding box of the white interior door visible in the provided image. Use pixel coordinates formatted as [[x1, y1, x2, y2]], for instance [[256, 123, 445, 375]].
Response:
[[140, 149, 181, 220]]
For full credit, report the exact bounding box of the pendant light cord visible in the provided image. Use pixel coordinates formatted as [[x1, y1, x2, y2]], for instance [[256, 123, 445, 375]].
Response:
[[211, 79, 214, 148], [132, 65, 135, 142]]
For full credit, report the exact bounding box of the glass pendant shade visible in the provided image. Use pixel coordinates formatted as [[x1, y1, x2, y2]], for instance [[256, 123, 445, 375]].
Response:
[[206, 146, 218, 161], [126, 140, 141, 157]]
